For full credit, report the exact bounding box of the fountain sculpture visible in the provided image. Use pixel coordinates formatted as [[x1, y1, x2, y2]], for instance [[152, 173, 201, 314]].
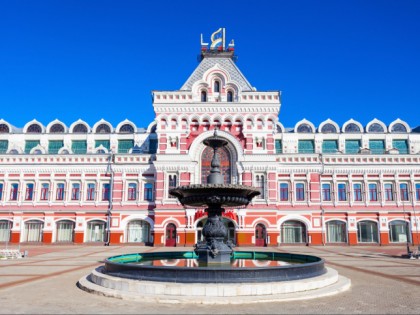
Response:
[[170, 129, 260, 265]]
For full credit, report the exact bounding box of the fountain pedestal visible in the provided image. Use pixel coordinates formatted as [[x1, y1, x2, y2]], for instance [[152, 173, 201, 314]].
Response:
[[194, 206, 233, 265]]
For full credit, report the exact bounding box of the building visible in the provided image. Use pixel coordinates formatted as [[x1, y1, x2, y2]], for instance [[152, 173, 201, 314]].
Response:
[[0, 29, 419, 247]]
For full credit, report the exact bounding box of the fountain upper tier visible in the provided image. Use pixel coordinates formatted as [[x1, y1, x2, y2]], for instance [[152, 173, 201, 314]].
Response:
[[170, 184, 260, 208]]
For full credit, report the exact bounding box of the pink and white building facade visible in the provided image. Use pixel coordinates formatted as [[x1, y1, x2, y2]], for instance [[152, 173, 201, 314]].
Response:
[[0, 29, 419, 247]]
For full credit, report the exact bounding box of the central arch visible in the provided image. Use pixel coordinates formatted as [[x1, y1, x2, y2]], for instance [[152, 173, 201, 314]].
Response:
[[189, 130, 243, 185], [201, 145, 231, 184]]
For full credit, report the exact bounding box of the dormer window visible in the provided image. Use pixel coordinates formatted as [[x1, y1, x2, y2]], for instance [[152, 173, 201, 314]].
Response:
[[201, 91, 207, 102], [214, 80, 220, 93], [227, 91, 233, 102]]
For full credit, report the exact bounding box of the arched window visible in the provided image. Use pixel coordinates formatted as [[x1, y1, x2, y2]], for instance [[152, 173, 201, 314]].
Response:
[[214, 80, 220, 93], [281, 220, 307, 243], [201, 146, 231, 184], [391, 123, 407, 133], [56, 220, 75, 242], [297, 123, 313, 133], [126, 220, 151, 243], [389, 220, 410, 243], [73, 124, 88, 133], [119, 124, 134, 133], [326, 220, 347, 243], [0, 220, 12, 242], [357, 221, 378, 243], [24, 220, 44, 242], [344, 123, 361, 133], [27, 124, 42, 133], [201, 91, 207, 102], [321, 123, 337, 133], [96, 124, 111, 134], [50, 124, 65, 133], [0, 124, 10, 133], [86, 220, 106, 242], [227, 91, 233, 102], [368, 123, 384, 133]]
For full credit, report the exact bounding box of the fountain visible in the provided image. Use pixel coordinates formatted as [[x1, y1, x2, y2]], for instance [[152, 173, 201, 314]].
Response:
[[78, 130, 350, 303], [170, 130, 260, 265]]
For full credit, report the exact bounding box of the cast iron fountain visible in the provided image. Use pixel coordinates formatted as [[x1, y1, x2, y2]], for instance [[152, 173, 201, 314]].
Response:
[[170, 129, 260, 265], [78, 130, 350, 303]]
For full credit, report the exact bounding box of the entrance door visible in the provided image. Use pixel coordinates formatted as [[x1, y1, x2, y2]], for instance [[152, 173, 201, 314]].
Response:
[[165, 223, 177, 247], [255, 223, 266, 247]]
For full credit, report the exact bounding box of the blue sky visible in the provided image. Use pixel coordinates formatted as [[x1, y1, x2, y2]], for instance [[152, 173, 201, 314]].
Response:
[[0, 0, 419, 130]]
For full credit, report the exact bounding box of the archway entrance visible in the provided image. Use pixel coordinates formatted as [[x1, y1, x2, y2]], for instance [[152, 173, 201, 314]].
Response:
[[255, 223, 267, 247], [165, 223, 177, 247], [201, 145, 231, 184]]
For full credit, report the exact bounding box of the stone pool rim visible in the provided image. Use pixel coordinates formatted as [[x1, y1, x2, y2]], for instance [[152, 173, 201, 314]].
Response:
[[103, 251, 327, 283]]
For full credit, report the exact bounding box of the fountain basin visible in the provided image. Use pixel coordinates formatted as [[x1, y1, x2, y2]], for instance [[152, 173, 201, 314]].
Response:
[[103, 251, 326, 283]]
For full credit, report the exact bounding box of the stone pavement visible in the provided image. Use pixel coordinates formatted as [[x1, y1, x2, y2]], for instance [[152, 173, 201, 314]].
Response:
[[0, 244, 419, 314]]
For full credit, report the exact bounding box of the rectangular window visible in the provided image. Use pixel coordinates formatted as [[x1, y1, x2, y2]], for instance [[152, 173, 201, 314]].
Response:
[[0, 183, 3, 200], [400, 183, 409, 201], [295, 183, 305, 201], [25, 183, 34, 201], [322, 140, 338, 154], [255, 175, 265, 199], [149, 138, 158, 154], [322, 183, 331, 201], [10, 183, 18, 201], [128, 183, 137, 200], [275, 140, 283, 154], [369, 183, 378, 201], [416, 183, 420, 201], [338, 183, 347, 201], [298, 140, 315, 154], [87, 183, 96, 201], [48, 140, 64, 154], [102, 183, 110, 201], [71, 183, 80, 200], [345, 140, 361, 154], [118, 140, 134, 154], [384, 183, 394, 201], [392, 140, 409, 154], [369, 140, 385, 154], [95, 140, 110, 150], [144, 183, 154, 201], [280, 183, 289, 201], [353, 183, 363, 201], [25, 140, 40, 154], [40, 183, 49, 201], [0, 140, 8, 154], [168, 175, 177, 198], [71, 140, 87, 154], [56, 183, 65, 200]]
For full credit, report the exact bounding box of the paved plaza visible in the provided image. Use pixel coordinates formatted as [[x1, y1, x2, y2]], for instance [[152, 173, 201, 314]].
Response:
[[0, 244, 419, 314]]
